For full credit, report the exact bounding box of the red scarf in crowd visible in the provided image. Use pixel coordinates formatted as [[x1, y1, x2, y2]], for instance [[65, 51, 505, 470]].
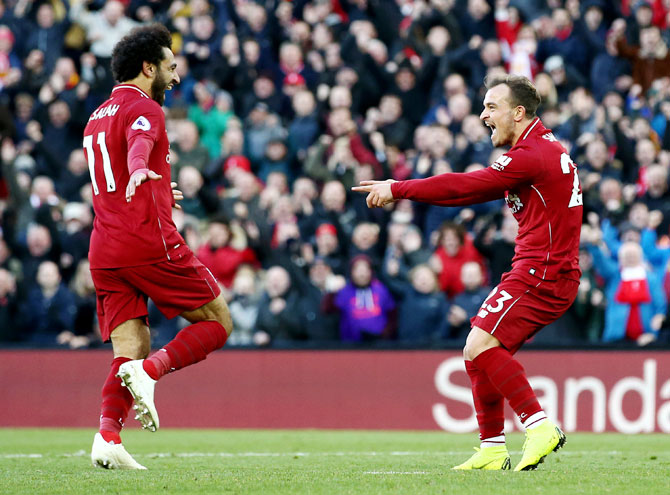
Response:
[[615, 266, 651, 340]]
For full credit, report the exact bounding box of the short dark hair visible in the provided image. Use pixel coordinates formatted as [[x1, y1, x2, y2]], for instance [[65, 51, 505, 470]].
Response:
[[484, 74, 541, 118], [111, 24, 172, 83]]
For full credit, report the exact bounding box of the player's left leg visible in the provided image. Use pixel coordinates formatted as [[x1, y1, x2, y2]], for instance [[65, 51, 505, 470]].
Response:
[[117, 294, 231, 432], [140, 292, 232, 380], [464, 327, 565, 471]]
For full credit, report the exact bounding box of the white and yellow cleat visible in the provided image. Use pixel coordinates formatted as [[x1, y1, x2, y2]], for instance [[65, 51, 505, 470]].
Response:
[[514, 421, 566, 471], [91, 433, 147, 470], [117, 360, 159, 432], [452, 445, 511, 470]]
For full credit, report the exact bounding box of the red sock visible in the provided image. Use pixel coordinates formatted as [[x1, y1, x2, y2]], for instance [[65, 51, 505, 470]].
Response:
[[472, 347, 543, 422], [99, 356, 133, 443], [143, 321, 228, 380], [465, 360, 505, 441]]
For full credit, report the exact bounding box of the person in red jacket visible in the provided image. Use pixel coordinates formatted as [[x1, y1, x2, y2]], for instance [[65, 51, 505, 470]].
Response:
[[433, 221, 488, 299], [196, 217, 259, 289], [353, 74, 582, 471]]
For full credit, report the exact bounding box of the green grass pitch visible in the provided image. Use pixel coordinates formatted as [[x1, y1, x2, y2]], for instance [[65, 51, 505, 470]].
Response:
[[1, 429, 669, 494]]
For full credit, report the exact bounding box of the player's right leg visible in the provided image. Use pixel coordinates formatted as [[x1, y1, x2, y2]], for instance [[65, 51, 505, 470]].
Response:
[[92, 318, 151, 469], [453, 331, 510, 470]]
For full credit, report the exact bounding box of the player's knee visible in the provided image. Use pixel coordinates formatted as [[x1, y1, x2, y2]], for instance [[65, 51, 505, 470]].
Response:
[[209, 296, 233, 336]]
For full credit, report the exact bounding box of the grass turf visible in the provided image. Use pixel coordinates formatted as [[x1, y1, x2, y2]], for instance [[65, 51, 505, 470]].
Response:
[[1, 429, 669, 494]]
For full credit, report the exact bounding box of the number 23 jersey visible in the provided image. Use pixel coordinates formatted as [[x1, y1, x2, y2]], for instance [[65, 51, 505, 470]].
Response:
[[84, 84, 184, 269], [392, 118, 583, 281]]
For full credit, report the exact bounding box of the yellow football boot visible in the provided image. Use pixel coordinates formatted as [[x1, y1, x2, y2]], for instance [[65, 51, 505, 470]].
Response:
[[514, 421, 566, 471], [452, 445, 511, 470]]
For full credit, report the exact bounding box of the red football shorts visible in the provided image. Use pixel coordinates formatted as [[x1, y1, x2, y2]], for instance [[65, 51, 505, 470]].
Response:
[[91, 247, 221, 342], [470, 269, 579, 354]]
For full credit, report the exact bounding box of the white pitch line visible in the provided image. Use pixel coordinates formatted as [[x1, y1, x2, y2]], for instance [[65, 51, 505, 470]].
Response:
[[0, 450, 625, 460], [365, 471, 430, 475]]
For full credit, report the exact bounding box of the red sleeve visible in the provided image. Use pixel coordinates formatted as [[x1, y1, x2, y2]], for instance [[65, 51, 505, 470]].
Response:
[[125, 100, 162, 175], [127, 133, 154, 176], [391, 146, 536, 206]]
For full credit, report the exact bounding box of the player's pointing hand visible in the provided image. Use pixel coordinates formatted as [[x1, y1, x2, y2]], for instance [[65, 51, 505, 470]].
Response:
[[126, 169, 163, 202], [352, 179, 397, 208]]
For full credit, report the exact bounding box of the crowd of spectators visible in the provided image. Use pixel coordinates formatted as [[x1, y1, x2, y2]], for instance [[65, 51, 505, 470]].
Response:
[[1, 0, 670, 349]]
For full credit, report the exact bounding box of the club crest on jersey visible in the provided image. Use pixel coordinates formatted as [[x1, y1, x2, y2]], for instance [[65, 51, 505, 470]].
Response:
[[542, 131, 558, 142], [505, 193, 524, 213], [131, 116, 151, 131], [491, 155, 512, 171]]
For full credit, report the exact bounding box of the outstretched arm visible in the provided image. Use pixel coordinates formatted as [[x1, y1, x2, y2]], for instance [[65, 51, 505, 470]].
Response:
[[352, 168, 508, 208]]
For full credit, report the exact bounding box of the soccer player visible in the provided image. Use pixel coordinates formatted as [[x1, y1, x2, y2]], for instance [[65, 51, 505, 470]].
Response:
[[85, 25, 233, 469], [353, 75, 582, 471]]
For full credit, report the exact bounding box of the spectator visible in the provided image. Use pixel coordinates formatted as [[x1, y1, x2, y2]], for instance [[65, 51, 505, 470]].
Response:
[[23, 3, 69, 72], [349, 221, 382, 265], [196, 217, 259, 289], [288, 89, 320, 167], [326, 254, 396, 343], [388, 263, 451, 344], [176, 166, 219, 218], [0, 268, 20, 342], [258, 138, 290, 183], [171, 120, 210, 176], [58, 149, 91, 202], [69, 0, 140, 90], [613, 21, 670, 93], [448, 262, 492, 339], [188, 83, 235, 159], [227, 266, 261, 346], [587, 237, 666, 345], [57, 259, 98, 349], [254, 265, 304, 345], [433, 221, 488, 299], [21, 260, 76, 346], [569, 246, 606, 343], [0, 25, 22, 95], [312, 222, 346, 276], [474, 213, 517, 285], [287, 256, 343, 342]]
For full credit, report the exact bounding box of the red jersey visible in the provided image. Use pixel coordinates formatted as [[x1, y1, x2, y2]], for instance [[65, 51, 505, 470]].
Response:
[[84, 84, 184, 269], [392, 118, 582, 281]]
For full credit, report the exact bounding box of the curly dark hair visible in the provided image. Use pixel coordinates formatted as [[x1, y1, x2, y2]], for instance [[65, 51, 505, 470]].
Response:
[[111, 24, 172, 83]]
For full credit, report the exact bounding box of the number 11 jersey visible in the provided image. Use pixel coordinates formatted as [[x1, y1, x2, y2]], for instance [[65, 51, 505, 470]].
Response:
[[84, 84, 184, 269]]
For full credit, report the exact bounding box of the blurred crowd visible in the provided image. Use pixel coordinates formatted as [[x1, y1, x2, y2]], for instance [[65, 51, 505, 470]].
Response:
[[1, 0, 670, 349]]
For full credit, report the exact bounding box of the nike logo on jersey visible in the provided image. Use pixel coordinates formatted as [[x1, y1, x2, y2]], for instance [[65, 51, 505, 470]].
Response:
[[131, 116, 152, 131]]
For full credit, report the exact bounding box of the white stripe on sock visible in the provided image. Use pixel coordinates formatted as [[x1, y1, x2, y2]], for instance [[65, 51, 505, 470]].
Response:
[[522, 411, 547, 430], [481, 435, 506, 448]]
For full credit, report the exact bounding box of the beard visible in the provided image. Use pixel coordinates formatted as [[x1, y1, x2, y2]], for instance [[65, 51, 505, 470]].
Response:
[[151, 71, 170, 106]]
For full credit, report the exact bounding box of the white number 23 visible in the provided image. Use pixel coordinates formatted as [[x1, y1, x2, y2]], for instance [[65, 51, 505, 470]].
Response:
[[560, 153, 583, 208]]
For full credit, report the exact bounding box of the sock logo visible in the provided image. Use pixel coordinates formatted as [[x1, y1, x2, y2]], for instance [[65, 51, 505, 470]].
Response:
[[520, 413, 528, 420]]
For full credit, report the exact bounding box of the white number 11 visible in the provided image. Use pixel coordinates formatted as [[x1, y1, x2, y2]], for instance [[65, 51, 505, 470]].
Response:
[[83, 132, 116, 196], [560, 153, 582, 208]]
